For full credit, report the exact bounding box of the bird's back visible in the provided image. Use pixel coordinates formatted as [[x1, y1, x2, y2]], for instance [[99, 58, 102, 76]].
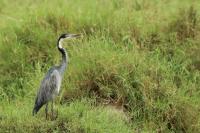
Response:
[[33, 67, 62, 115]]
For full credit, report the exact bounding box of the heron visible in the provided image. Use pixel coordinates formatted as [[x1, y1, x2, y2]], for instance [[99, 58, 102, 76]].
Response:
[[32, 33, 81, 119]]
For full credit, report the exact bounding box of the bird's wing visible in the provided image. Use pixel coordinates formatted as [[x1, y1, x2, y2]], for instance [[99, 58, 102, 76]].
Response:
[[33, 69, 60, 113], [38, 68, 60, 102]]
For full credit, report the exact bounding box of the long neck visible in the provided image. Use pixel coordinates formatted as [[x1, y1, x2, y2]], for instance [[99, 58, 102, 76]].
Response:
[[57, 40, 68, 75]]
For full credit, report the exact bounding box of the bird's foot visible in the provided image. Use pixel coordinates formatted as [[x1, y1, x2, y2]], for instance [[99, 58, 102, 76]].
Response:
[[50, 110, 58, 121], [45, 112, 51, 120]]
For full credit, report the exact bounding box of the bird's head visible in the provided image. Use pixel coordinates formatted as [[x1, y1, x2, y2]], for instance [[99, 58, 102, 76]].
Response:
[[57, 33, 81, 48]]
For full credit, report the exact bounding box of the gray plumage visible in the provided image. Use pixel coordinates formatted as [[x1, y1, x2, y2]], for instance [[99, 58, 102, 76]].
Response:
[[32, 33, 80, 118]]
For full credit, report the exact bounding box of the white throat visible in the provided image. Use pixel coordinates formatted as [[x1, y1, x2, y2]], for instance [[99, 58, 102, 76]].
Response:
[[58, 38, 64, 49]]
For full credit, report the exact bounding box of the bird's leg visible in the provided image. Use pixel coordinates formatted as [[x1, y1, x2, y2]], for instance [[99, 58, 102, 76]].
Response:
[[45, 103, 48, 120], [56, 108, 58, 119], [51, 100, 54, 119]]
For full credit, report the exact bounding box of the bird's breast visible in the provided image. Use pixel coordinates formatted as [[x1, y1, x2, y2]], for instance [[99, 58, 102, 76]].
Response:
[[55, 76, 62, 94]]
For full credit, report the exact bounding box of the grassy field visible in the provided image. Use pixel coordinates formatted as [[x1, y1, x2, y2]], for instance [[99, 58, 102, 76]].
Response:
[[0, 0, 200, 132]]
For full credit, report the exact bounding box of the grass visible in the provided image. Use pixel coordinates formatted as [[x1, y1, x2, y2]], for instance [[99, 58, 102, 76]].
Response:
[[0, 0, 200, 132], [0, 99, 131, 133]]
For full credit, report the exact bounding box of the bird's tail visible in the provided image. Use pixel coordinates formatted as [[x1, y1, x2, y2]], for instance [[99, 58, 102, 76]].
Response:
[[32, 97, 44, 116], [32, 103, 43, 116], [32, 105, 38, 116]]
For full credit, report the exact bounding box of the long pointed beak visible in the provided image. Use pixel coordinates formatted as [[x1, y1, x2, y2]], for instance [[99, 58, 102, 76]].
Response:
[[68, 34, 82, 38]]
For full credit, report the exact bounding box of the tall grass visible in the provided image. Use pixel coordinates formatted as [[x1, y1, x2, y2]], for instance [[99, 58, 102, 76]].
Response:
[[0, 0, 200, 132]]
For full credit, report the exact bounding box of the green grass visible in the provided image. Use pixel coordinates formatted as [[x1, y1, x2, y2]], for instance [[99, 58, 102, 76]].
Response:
[[0, 99, 131, 133], [0, 0, 200, 132]]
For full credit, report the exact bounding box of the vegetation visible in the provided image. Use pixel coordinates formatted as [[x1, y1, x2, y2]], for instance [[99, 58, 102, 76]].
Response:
[[0, 0, 200, 132]]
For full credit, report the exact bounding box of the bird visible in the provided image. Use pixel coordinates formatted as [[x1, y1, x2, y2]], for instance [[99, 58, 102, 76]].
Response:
[[32, 33, 81, 119]]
